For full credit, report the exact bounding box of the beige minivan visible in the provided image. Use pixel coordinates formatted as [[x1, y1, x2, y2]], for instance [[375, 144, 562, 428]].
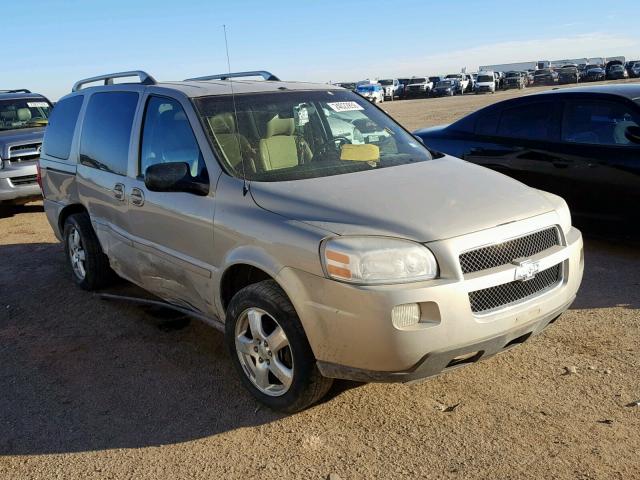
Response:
[[40, 70, 584, 412]]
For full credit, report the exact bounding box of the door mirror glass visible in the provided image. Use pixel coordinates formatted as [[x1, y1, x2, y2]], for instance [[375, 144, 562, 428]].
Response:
[[144, 162, 209, 196], [624, 125, 640, 144]]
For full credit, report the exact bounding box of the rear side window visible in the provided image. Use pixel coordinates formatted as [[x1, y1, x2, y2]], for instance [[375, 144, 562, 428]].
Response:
[[562, 99, 640, 146], [80, 92, 138, 175], [43, 95, 83, 160], [497, 102, 557, 141]]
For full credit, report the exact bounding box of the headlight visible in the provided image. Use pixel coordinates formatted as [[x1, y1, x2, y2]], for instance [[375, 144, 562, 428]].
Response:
[[321, 237, 438, 285]]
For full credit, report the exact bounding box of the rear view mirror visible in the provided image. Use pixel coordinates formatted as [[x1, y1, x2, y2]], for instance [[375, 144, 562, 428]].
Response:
[[624, 125, 640, 145], [144, 162, 209, 196]]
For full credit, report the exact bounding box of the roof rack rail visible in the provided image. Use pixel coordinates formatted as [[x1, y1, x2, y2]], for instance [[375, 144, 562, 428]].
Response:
[[0, 89, 32, 94], [72, 70, 157, 92], [184, 70, 280, 82]]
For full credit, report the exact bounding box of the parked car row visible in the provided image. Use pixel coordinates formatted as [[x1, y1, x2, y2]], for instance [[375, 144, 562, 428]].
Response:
[[333, 60, 639, 104]]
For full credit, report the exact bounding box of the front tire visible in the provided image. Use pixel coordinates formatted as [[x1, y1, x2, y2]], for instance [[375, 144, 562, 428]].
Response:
[[63, 213, 113, 290], [225, 280, 333, 413]]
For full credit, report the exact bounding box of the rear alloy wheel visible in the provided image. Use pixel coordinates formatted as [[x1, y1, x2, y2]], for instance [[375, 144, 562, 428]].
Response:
[[225, 280, 333, 412], [63, 213, 114, 290]]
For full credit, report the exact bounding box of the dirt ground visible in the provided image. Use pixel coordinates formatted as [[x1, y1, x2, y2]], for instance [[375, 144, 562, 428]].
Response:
[[1, 80, 639, 480]]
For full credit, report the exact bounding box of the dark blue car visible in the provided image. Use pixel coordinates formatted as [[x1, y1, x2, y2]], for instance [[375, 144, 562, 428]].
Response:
[[414, 85, 640, 229]]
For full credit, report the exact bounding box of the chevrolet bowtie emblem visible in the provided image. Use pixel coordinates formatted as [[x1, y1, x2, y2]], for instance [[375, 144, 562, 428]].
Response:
[[513, 259, 540, 282]]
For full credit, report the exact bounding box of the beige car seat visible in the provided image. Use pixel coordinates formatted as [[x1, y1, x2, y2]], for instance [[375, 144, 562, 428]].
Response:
[[258, 116, 312, 171], [208, 113, 255, 172], [17, 108, 32, 122]]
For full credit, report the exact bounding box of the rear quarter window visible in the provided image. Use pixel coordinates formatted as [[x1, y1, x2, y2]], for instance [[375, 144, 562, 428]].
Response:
[[42, 95, 84, 160], [79, 92, 139, 175], [497, 101, 558, 141]]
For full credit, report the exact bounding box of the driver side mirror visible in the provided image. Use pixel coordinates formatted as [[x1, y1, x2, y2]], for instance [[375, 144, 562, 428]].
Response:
[[144, 162, 209, 196], [624, 125, 640, 145]]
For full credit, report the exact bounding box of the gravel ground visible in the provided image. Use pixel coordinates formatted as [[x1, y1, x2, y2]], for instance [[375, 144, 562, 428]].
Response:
[[1, 80, 639, 480]]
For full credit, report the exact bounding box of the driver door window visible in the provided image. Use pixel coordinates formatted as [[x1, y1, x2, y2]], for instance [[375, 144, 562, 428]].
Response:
[[140, 96, 208, 181]]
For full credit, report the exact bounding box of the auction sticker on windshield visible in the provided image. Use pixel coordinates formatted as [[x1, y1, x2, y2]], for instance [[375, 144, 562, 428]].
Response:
[[27, 102, 49, 108], [327, 102, 365, 113]]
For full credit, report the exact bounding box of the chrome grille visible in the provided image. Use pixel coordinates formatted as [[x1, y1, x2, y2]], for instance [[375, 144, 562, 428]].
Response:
[[460, 227, 560, 274], [469, 263, 562, 314], [8, 143, 41, 162], [9, 175, 38, 186]]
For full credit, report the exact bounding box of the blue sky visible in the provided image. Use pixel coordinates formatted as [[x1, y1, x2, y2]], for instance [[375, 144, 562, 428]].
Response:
[[5, 0, 640, 100]]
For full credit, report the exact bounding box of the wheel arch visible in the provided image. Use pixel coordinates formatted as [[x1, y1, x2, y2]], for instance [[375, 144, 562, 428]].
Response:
[[218, 246, 286, 314], [58, 203, 89, 234]]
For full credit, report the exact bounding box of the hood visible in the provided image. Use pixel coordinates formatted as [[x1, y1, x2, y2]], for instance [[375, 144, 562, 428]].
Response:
[[249, 156, 555, 242], [414, 125, 449, 137]]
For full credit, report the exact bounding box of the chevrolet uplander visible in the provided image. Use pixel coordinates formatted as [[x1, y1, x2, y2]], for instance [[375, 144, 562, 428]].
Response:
[[40, 70, 584, 412]]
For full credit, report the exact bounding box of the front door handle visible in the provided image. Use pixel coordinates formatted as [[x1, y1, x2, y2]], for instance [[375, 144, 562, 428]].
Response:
[[113, 183, 125, 201], [130, 187, 145, 207]]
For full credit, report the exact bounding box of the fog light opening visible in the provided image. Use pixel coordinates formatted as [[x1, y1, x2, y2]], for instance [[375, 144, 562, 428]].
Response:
[[391, 303, 421, 329], [446, 351, 483, 368]]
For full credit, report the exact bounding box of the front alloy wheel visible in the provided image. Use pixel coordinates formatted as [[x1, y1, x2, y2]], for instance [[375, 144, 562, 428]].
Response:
[[225, 280, 333, 412], [235, 307, 293, 396]]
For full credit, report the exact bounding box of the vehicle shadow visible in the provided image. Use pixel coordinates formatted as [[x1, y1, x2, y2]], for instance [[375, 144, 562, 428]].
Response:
[[0, 202, 44, 219], [0, 242, 298, 455], [571, 234, 640, 310], [0, 234, 636, 455]]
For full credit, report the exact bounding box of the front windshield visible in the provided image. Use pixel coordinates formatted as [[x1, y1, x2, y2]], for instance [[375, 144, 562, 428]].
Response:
[[411, 78, 426, 84], [478, 75, 494, 82], [437, 81, 454, 87], [536, 69, 551, 75], [0, 98, 51, 131], [428, 77, 440, 83], [586, 65, 600, 70], [505, 72, 518, 78], [356, 85, 376, 92], [378, 79, 393, 86], [445, 74, 460, 79], [194, 90, 432, 182]]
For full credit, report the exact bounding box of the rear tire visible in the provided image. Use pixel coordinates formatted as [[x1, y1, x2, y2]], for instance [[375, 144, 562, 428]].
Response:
[[63, 213, 114, 290], [225, 280, 333, 413]]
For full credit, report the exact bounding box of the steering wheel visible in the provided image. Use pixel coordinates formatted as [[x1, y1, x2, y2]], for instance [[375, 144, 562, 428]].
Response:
[[333, 136, 352, 149]]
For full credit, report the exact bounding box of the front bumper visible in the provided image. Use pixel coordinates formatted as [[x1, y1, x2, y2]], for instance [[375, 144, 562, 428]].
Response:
[[278, 212, 583, 382], [0, 161, 41, 202]]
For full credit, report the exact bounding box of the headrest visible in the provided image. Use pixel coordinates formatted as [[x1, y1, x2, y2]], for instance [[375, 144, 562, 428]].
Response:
[[210, 113, 236, 134], [266, 116, 294, 138], [17, 108, 32, 122]]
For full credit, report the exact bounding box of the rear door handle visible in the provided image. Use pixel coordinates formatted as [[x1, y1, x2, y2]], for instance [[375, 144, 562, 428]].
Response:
[[113, 183, 125, 201], [130, 187, 145, 207]]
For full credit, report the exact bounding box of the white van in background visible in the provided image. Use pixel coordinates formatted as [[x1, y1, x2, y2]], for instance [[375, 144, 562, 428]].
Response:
[[475, 71, 496, 94]]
